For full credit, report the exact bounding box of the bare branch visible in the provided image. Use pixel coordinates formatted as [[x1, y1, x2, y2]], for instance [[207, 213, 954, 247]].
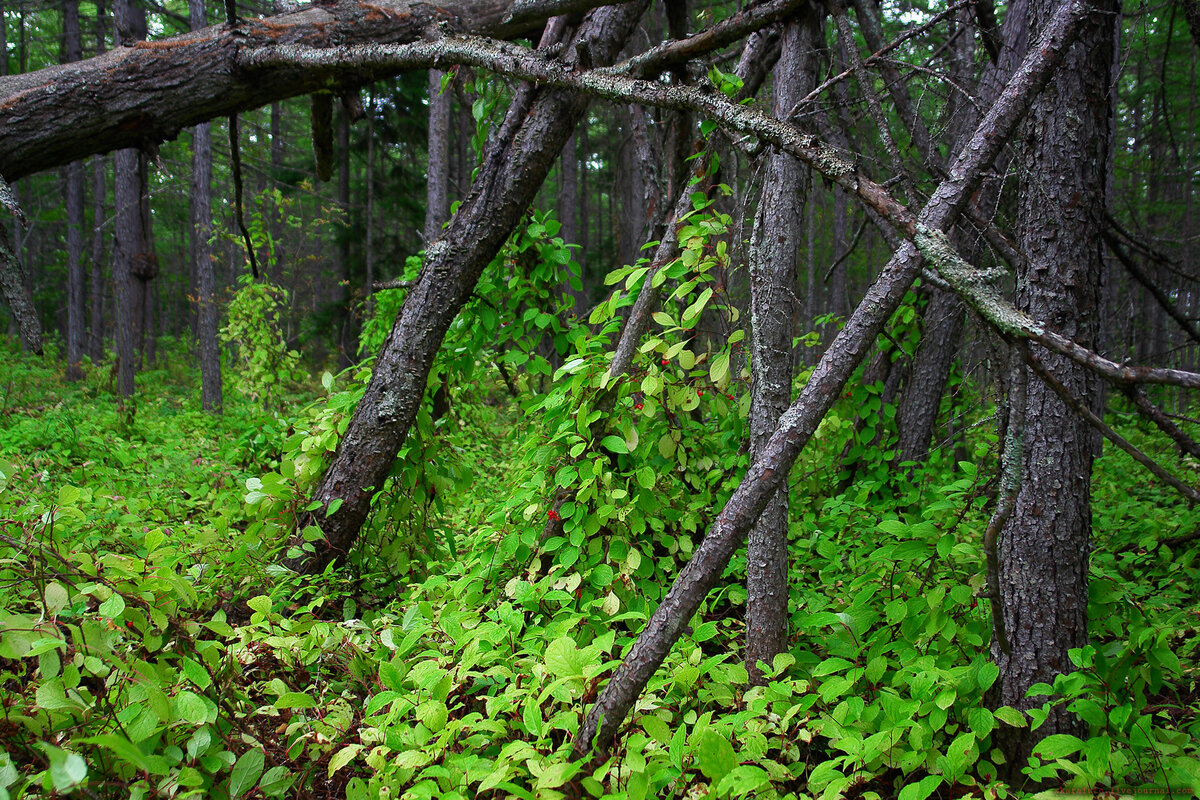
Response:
[[1024, 350, 1200, 504]]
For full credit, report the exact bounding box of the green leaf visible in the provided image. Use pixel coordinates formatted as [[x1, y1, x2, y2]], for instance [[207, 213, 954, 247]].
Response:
[[695, 729, 737, 784], [179, 657, 213, 690], [229, 749, 265, 797], [327, 745, 362, 778], [599, 435, 628, 455], [1033, 733, 1084, 760], [78, 734, 167, 776], [993, 706, 1027, 727], [897, 774, 942, 800], [977, 661, 999, 691], [326, 497, 344, 516], [274, 692, 316, 710], [99, 593, 126, 618], [652, 311, 674, 327], [709, 351, 729, 386], [246, 595, 272, 615], [174, 690, 208, 724], [36, 744, 87, 793], [535, 760, 581, 790], [544, 636, 586, 678], [259, 766, 296, 798], [43, 582, 70, 615]]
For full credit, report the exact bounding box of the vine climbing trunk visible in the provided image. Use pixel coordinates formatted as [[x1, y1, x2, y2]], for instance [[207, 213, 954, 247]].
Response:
[[283, 1, 651, 574]]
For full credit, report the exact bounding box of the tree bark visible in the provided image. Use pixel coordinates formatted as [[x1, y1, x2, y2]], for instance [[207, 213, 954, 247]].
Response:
[[574, 0, 1096, 757], [88, 2, 109, 364], [190, 0, 221, 412], [283, 0, 651, 574], [0, 0, 623, 181], [425, 69, 451, 245], [0, 223, 41, 354], [64, 0, 86, 380], [744, 15, 818, 686], [992, 0, 1116, 779]]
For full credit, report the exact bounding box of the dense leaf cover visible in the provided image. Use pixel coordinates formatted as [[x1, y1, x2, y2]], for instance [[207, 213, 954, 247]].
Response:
[[1, 214, 1198, 798]]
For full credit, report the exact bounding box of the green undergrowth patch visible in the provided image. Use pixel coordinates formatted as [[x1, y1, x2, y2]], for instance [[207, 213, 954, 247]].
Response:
[[0, 338, 1198, 799]]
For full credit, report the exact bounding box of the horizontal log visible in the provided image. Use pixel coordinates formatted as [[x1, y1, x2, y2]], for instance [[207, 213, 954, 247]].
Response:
[[0, 0, 608, 180]]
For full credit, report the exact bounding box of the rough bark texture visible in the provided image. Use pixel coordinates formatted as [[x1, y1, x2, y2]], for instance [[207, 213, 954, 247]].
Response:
[[575, 0, 1095, 757], [744, 16, 817, 686], [64, 0, 86, 380], [0, 224, 41, 354], [88, 3, 108, 363], [425, 68, 451, 244], [111, 0, 152, 398], [993, 0, 1115, 780], [190, 0, 221, 412], [284, 0, 650, 574], [0, 0, 605, 181]]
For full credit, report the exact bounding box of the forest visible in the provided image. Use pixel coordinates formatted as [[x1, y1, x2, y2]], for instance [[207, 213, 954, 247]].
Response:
[[1, 0, 1198, 797]]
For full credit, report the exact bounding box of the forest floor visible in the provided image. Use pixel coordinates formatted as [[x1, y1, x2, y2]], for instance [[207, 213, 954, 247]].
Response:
[[0, 341, 1198, 800]]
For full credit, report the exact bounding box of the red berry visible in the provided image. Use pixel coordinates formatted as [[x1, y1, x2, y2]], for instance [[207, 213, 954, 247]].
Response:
[[697, 389, 704, 396], [634, 402, 643, 411], [548, 509, 560, 522]]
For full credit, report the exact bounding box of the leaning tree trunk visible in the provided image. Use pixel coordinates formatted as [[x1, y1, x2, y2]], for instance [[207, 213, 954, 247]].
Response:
[[992, 0, 1115, 780], [64, 0, 86, 380], [284, 1, 651, 574], [190, 0, 221, 412], [744, 15, 819, 686]]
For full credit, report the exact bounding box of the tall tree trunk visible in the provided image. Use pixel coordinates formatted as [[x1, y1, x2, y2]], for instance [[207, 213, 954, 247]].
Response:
[[336, 106, 353, 366], [992, 0, 1115, 780], [88, 1, 108, 364], [190, 0, 220, 412], [285, 2, 650, 574], [744, 15, 817, 686], [425, 69, 451, 245], [558, 132, 585, 312], [64, 0, 85, 380], [112, 0, 152, 397]]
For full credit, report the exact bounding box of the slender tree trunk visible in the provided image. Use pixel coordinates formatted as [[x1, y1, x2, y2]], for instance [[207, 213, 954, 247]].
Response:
[[993, 0, 1115, 779], [336, 106, 354, 365], [425, 69, 451, 245], [364, 92, 376, 330], [88, 1, 108, 363], [64, 0, 85, 379], [744, 15, 818, 686], [558, 132, 585, 311], [190, 0, 220, 411], [285, 2, 650, 574], [112, 0, 151, 397], [0, 224, 41, 354]]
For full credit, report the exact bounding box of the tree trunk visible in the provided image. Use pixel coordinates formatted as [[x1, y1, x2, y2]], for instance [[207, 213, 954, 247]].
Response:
[[284, 1, 651, 574], [88, 1, 108, 363], [64, 0, 85, 380], [190, 0, 221, 412], [425, 69, 451, 245], [0, 224, 41, 354], [992, 0, 1116, 779], [744, 15, 818, 686], [336, 107, 354, 366]]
